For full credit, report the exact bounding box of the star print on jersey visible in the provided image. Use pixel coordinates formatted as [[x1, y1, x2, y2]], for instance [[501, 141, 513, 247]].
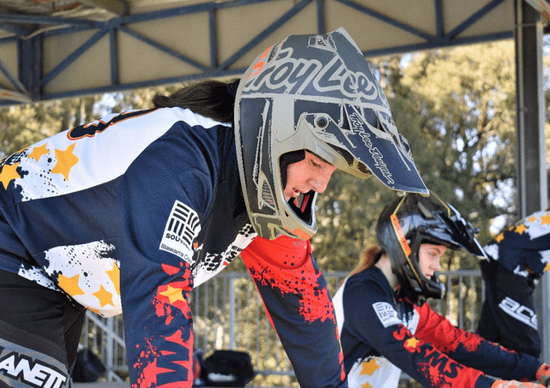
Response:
[[0, 162, 20, 189], [154, 264, 193, 316], [347, 355, 403, 388], [484, 210, 550, 277], [58, 274, 85, 296], [159, 285, 186, 304], [360, 359, 379, 376], [515, 224, 527, 234], [404, 337, 421, 350], [41, 241, 121, 317], [0, 141, 81, 200], [28, 143, 49, 161], [50, 143, 79, 181], [94, 285, 114, 308], [393, 325, 421, 353]]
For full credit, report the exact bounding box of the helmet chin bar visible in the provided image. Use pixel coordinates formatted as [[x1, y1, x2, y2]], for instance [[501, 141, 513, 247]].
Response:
[[289, 191, 314, 216], [283, 191, 316, 240]]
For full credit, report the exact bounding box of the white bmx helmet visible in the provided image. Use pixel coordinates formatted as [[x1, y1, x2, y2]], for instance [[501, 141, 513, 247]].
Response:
[[234, 27, 428, 240]]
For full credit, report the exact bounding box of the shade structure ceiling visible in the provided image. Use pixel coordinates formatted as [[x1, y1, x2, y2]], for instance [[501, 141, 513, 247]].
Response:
[[0, 0, 519, 105]]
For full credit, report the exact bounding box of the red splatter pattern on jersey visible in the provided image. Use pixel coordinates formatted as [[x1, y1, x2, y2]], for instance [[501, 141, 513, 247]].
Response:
[[388, 306, 483, 388], [242, 235, 335, 324], [414, 303, 482, 354], [240, 236, 345, 387], [132, 262, 195, 388]]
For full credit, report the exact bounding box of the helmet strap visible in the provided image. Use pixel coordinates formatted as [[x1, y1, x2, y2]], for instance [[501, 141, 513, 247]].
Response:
[[390, 214, 412, 257]]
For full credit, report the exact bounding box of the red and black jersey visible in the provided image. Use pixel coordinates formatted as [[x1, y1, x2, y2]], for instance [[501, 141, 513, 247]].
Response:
[[333, 266, 541, 388]]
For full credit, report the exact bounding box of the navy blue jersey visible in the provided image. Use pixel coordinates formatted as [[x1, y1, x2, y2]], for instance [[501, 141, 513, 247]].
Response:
[[0, 107, 250, 316], [484, 210, 550, 278], [333, 266, 541, 388], [0, 107, 346, 388]]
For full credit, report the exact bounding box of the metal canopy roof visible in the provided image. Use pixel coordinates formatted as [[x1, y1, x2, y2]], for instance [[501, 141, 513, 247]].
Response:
[[0, 0, 517, 105]]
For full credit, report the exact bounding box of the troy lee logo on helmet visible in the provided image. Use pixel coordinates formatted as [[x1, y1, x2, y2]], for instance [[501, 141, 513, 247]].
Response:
[[243, 37, 416, 187], [243, 44, 388, 108]]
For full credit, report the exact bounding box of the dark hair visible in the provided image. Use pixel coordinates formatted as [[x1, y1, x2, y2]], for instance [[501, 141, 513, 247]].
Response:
[[152, 79, 240, 123]]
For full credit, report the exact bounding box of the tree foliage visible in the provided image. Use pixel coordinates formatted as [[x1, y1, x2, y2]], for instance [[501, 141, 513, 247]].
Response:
[[0, 96, 99, 159]]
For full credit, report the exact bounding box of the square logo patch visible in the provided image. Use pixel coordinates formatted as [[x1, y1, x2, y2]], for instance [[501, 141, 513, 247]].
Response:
[[159, 200, 201, 263], [373, 302, 402, 328]]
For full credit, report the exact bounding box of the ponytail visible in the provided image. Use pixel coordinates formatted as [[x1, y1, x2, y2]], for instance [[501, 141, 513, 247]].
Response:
[[348, 246, 383, 277], [152, 79, 240, 123]]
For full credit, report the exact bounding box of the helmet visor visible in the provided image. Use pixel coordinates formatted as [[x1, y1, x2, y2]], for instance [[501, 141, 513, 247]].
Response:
[[296, 102, 428, 194]]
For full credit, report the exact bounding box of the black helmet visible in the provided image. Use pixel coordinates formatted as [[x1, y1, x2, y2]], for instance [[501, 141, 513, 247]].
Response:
[[234, 27, 427, 240], [376, 191, 486, 305]]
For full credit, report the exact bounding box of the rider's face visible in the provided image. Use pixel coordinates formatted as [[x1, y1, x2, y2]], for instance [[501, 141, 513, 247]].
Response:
[[284, 151, 337, 201], [418, 243, 446, 278]]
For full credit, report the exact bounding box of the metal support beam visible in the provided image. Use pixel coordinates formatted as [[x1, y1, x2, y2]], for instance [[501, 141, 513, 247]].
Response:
[[18, 35, 41, 101], [0, 88, 31, 103], [515, 0, 549, 362]]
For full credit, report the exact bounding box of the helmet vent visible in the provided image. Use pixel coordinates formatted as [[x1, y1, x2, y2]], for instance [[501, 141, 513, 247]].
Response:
[[357, 161, 371, 176], [261, 180, 276, 209], [327, 144, 372, 177]]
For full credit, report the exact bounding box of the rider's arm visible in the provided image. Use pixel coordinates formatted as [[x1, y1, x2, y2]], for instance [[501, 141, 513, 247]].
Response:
[[414, 302, 542, 382], [241, 236, 347, 388]]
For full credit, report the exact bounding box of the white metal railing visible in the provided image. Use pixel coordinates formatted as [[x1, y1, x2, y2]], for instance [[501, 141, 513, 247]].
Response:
[[79, 269, 483, 385], [80, 309, 127, 381]]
